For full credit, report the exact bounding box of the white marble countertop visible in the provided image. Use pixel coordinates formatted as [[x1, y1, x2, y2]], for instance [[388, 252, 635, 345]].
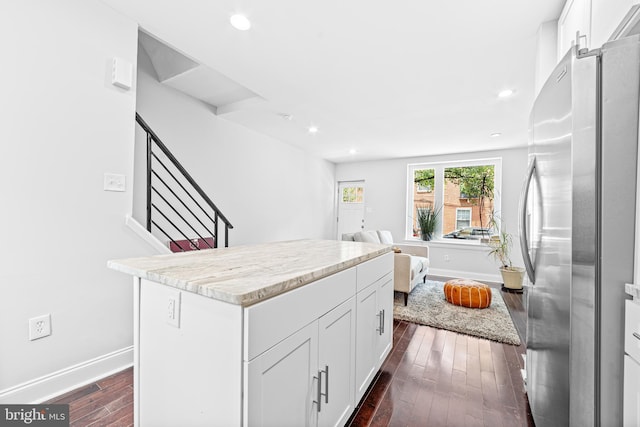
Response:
[[108, 239, 391, 306]]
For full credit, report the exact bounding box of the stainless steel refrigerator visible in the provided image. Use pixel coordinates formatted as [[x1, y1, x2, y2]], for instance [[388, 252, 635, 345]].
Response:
[[519, 35, 640, 427]]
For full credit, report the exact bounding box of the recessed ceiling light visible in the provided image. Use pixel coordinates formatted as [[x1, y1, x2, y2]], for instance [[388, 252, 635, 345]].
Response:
[[308, 125, 319, 134], [491, 132, 502, 137], [349, 149, 357, 155], [230, 14, 251, 31], [498, 89, 514, 98]]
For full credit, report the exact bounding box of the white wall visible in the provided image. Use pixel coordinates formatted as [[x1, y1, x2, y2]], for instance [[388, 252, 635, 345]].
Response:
[[535, 20, 559, 96], [335, 147, 528, 282], [0, 0, 154, 402], [0, 0, 336, 402], [135, 45, 336, 246]]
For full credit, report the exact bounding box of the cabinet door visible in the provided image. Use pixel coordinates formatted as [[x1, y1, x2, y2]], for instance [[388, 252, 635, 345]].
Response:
[[558, 0, 592, 57], [375, 277, 394, 368], [318, 297, 356, 427], [624, 355, 640, 426], [246, 322, 319, 427], [355, 284, 378, 402]]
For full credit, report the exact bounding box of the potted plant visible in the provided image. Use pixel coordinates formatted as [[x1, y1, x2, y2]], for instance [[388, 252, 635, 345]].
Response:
[[416, 204, 441, 241], [486, 214, 525, 290]]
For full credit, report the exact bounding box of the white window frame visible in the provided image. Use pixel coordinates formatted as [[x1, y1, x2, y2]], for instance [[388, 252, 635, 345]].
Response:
[[455, 207, 472, 229], [406, 158, 502, 242]]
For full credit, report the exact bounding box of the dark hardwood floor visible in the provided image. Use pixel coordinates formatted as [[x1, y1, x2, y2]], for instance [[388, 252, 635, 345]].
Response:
[[346, 287, 533, 427], [45, 367, 133, 427], [46, 279, 532, 427]]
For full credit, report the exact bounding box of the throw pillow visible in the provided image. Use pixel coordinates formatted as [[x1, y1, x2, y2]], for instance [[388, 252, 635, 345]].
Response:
[[354, 231, 380, 243]]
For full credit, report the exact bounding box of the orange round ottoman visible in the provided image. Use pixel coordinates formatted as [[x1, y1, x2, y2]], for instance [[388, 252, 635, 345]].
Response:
[[443, 279, 492, 309]]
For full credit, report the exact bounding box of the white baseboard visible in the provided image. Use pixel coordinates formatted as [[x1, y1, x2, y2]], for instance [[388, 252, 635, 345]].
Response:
[[429, 268, 502, 284], [125, 214, 170, 254], [0, 346, 133, 404]]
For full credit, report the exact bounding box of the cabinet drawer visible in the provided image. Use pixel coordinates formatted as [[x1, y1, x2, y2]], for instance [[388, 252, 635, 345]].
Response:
[[356, 252, 393, 292], [625, 300, 640, 362], [244, 267, 356, 361]]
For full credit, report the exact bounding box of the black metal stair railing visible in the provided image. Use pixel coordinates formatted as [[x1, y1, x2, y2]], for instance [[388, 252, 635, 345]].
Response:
[[136, 113, 233, 251]]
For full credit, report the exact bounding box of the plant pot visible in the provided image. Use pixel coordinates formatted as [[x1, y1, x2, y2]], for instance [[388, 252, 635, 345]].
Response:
[[500, 266, 525, 290], [420, 232, 433, 241]]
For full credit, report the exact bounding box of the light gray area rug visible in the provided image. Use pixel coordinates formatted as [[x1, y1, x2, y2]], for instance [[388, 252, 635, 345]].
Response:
[[394, 280, 522, 345]]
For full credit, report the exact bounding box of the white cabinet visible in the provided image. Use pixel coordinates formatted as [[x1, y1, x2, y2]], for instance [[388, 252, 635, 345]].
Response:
[[355, 255, 394, 402], [246, 321, 319, 427], [138, 280, 243, 427], [135, 251, 393, 426], [558, 0, 592, 57], [376, 277, 394, 365], [355, 280, 379, 400], [246, 297, 357, 427], [624, 300, 640, 426], [245, 253, 393, 427], [355, 275, 392, 401], [318, 297, 357, 427], [558, 0, 639, 58]]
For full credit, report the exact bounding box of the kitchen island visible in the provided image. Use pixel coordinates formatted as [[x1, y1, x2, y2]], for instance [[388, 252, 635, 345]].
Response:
[[108, 239, 394, 426]]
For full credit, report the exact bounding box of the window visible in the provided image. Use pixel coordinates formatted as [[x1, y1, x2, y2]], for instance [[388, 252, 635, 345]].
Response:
[[456, 208, 472, 229], [443, 165, 495, 236], [407, 159, 501, 242], [411, 169, 435, 237], [342, 186, 363, 203]]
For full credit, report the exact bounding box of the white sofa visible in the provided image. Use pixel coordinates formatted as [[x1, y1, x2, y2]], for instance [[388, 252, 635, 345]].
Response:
[[342, 230, 429, 305]]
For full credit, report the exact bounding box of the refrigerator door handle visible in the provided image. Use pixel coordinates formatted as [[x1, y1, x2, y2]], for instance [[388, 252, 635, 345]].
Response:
[[519, 157, 536, 283]]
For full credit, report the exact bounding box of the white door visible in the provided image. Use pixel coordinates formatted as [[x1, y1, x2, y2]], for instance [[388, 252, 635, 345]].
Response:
[[318, 297, 356, 427], [246, 322, 319, 427], [337, 181, 365, 240]]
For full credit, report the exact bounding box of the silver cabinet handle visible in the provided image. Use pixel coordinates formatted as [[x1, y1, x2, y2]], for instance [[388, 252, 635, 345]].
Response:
[[320, 365, 329, 404], [315, 366, 329, 412], [381, 309, 385, 335], [519, 157, 537, 283], [633, 332, 640, 341], [376, 310, 383, 335], [314, 372, 322, 412]]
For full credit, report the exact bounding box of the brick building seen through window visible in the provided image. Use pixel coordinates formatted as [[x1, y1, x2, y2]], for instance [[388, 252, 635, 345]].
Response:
[[411, 163, 496, 239]]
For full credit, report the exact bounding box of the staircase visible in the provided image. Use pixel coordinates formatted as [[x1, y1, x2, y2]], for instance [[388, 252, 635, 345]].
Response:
[[136, 113, 233, 251]]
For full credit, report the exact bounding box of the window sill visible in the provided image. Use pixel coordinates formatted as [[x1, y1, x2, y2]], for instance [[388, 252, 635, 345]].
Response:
[[403, 237, 491, 251]]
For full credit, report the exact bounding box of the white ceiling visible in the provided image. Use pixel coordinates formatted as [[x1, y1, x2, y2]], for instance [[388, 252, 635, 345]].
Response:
[[103, 0, 566, 163]]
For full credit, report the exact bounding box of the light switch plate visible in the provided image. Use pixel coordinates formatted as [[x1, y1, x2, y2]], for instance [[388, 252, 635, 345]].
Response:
[[112, 57, 133, 90], [104, 173, 125, 192]]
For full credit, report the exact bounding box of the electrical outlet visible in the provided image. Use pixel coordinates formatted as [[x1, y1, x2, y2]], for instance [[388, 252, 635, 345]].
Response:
[[444, 254, 450, 262], [167, 292, 181, 328], [29, 314, 51, 341]]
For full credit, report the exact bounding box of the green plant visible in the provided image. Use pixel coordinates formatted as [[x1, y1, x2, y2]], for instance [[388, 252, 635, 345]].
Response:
[[488, 230, 512, 267], [416, 204, 441, 241], [486, 213, 512, 268]]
